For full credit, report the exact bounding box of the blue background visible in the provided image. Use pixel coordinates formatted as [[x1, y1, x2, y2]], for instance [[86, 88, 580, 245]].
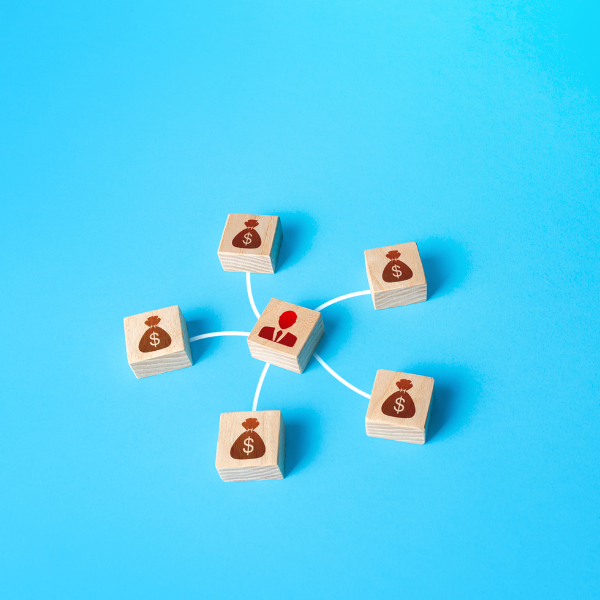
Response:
[[1, 1, 599, 598]]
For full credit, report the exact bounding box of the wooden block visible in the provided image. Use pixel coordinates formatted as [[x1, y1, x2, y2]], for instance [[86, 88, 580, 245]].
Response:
[[123, 305, 192, 379], [364, 242, 427, 310], [217, 214, 283, 274], [365, 370, 434, 444], [247, 298, 324, 373], [216, 411, 285, 482]]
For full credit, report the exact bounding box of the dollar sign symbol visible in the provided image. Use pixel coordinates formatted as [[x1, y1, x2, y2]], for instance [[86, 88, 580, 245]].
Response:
[[149, 331, 160, 347], [391, 264, 402, 279], [243, 437, 254, 455], [394, 397, 405, 414], [243, 232, 253, 246]]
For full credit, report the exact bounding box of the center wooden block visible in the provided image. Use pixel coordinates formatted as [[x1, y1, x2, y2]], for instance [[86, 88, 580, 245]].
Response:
[[247, 298, 324, 373], [215, 411, 285, 482], [217, 213, 283, 273], [364, 242, 427, 310], [365, 370, 435, 444]]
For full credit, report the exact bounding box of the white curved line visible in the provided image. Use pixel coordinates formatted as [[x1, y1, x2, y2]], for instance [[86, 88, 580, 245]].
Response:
[[314, 290, 371, 312], [246, 272, 261, 319], [252, 362, 270, 411], [313, 353, 371, 399], [189, 331, 250, 342]]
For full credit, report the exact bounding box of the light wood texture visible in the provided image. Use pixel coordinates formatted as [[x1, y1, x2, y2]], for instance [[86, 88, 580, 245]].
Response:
[[365, 370, 434, 444], [217, 214, 283, 273], [364, 242, 427, 310], [247, 298, 324, 373], [123, 305, 192, 379], [216, 410, 285, 482]]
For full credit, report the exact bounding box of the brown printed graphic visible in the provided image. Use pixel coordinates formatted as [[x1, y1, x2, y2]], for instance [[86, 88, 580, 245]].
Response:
[[232, 219, 262, 249], [258, 310, 298, 348], [381, 379, 416, 418], [382, 250, 413, 283], [230, 418, 266, 460], [138, 316, 172, 353]]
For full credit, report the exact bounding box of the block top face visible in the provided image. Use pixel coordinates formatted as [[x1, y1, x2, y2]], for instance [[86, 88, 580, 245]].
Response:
[[364, 242, 426, 293], [123, 305, 185, 365], [248, 298, 321, 358], [218, 214, 280, 257], [216, 411, 282, 470], [366, 370, 434, 430]]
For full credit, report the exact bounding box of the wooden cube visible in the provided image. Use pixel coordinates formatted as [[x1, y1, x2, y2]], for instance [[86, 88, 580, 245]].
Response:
[[123, 305, 192, 379], [216, 411, 285, 482], [247, 298, 324, 373], [364, 242, 427, 310], [365, 370, 434, 444], [217, 214, 283, 274]]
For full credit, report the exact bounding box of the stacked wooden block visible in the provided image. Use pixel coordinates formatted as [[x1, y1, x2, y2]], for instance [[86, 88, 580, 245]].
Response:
[[123, 305, 192, 378], [217, 214, 283, 273], [215, 411, 285, 482], [365, 242, 427, 310], [365, 370, 434, 444], [247, 298, 324, 374]]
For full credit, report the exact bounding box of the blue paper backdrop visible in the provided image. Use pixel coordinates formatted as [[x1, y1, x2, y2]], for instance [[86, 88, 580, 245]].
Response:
[[1, 1, 599, 598]]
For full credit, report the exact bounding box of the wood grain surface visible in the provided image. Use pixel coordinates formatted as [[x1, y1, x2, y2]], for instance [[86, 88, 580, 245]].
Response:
[[247, 298, 324, 373], [364, 242, 427, 310], [216, 410, 285, 482], [217, 214, 283, 273], [123, 305, 192, 378], [365, 370, 434, 444]]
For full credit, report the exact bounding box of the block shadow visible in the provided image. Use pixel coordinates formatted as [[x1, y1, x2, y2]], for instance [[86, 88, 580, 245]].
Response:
[[404, 362, 481, 443], [186, 308, 223, 365], [275, 211, 318, 272], [419, 238, 470, 301], [284, 407, 322, 477], [301, 308, 350, 375]]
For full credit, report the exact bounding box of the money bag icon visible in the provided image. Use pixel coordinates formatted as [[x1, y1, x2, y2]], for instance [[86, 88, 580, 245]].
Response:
[[232, 219, 262, 249], [381, 379, 416, 418], [381, 250, 413, 283], [230, 418, 266, 460], [138, 316, 172, 353]]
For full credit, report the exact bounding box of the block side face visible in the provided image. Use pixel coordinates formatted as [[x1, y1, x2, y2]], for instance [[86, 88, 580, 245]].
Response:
[[218, 252, 273, 273], [247, 342, 302, 373], [365, 252, 377, 297], [130, 351, 192, 378], [248, 299, 321, 359], [124, 305, 185, 366], [423, 389, 434, 442], [296, 316, 324, 373], [278, 416, 286, 478], [366, 370, 434, 431], [217, 214, 278, 258], [365, 430, 426, 444], [215, 411, 282, 473], [269, 218, 283, 272], [217, 466, 284, 482], [178, 307, 192, 363], [364, 242, 426, 294], [372, 285, 427, 310]]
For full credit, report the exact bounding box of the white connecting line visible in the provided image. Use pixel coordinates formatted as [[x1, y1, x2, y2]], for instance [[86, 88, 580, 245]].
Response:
[[252, 362, 270, 411], [188, 331, 250, 342], [311, 290, 372, 399], [188, 273, 267, 412], [190, 273, 372, 411], [312, 353, 371, 399], [245, 273, 372, 405], [246, 271, 261, 319], [314, 290, 371, 312]]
